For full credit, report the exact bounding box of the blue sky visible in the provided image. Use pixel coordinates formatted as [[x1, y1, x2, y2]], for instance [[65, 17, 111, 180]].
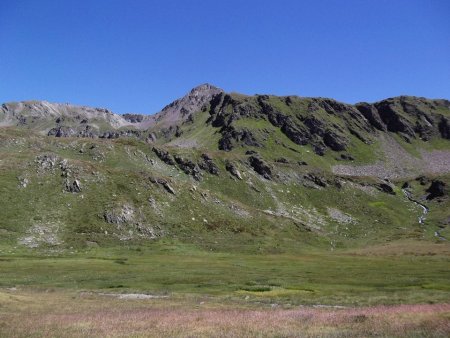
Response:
[[0, 0, 449, 114]]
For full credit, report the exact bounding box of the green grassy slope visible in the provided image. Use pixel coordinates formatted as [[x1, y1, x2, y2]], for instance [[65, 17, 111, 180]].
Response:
[[0, 125, 448, 254]]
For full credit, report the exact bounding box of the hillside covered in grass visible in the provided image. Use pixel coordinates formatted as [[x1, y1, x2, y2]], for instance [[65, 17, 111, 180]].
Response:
[[1, 85, 450, 338], [1, 84, 449, 253]]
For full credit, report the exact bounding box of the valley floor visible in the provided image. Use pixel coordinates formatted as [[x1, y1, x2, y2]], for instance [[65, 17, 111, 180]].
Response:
[[0, 240, 449, 337]]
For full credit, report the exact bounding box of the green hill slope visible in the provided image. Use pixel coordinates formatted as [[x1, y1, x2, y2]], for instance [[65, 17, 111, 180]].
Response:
[[1, 87, 449, 254]]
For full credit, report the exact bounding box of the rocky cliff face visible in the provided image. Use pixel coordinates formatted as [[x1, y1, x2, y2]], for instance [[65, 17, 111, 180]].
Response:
[[356, 96, 450, 142]]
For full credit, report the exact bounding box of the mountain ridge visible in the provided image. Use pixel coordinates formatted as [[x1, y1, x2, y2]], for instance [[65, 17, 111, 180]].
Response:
[[2, 84, 449, 149]]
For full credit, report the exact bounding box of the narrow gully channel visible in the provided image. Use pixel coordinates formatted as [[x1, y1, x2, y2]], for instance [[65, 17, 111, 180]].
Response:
[[402, 188, 446, 240]]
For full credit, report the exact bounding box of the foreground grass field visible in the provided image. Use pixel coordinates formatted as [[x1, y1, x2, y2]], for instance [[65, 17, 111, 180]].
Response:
[[0, 240, 449, 337], [1, 289, 449, 337], [1, 240, 450, 306]]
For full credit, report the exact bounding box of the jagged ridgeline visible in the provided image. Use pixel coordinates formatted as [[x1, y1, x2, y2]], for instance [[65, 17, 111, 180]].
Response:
[[0, 84, 449, 251]]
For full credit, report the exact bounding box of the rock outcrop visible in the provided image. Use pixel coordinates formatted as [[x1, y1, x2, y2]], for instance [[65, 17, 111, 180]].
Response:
[[218, 126, 262, 151], [149, 176, 176, 194], [248, 155, 272, 180], [426, 180, 447, 200], [198, 154, 219, 175], [439, 117, 450, 139], [376, 181, 396, 195], [225, 161, 243, 180], [174, 155, 202, 181], [152, 147, 176, 165], [64, 179, 82, 193]]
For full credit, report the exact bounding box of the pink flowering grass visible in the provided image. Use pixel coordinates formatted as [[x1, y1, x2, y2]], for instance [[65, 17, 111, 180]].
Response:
[[1, 290, 449, 337]]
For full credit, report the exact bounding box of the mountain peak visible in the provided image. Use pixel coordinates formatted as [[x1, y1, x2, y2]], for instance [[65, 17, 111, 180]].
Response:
[[153, 84, 224, 127], [189, 83, 222, 94]]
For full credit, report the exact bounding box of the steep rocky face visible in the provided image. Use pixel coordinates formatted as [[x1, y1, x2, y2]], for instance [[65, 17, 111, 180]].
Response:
[[356, 96, 450, 142], [354, 102, 387, 131]]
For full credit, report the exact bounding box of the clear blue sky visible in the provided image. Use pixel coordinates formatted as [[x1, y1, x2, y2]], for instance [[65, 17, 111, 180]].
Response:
[[0, 0, 449, 114]]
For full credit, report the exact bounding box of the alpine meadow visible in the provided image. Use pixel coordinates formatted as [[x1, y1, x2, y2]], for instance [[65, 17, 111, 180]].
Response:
[[1, 1, 450, 337]]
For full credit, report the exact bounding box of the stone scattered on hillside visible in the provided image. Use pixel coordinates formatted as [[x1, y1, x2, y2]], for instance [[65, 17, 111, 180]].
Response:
[[18, 223, 61, 248], [149, 176, 176, 194], [161, 181, 176, 194], [64, 179, 82, 193], [59, 159, 72, 178], [402, 182, 411, 190], [104, 205, 135, 225], [327, 207, 357, 224], [323, 130, 348, 151], [18, 177, 29, 188], [35, 154, 59, 171]]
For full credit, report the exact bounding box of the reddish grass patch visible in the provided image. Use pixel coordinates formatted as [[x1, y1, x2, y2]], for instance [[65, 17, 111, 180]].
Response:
[[1, 290, 449, 337]]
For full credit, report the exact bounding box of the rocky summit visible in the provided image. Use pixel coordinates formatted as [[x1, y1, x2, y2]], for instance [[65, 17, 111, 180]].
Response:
[[0, 84, 449, 251]]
